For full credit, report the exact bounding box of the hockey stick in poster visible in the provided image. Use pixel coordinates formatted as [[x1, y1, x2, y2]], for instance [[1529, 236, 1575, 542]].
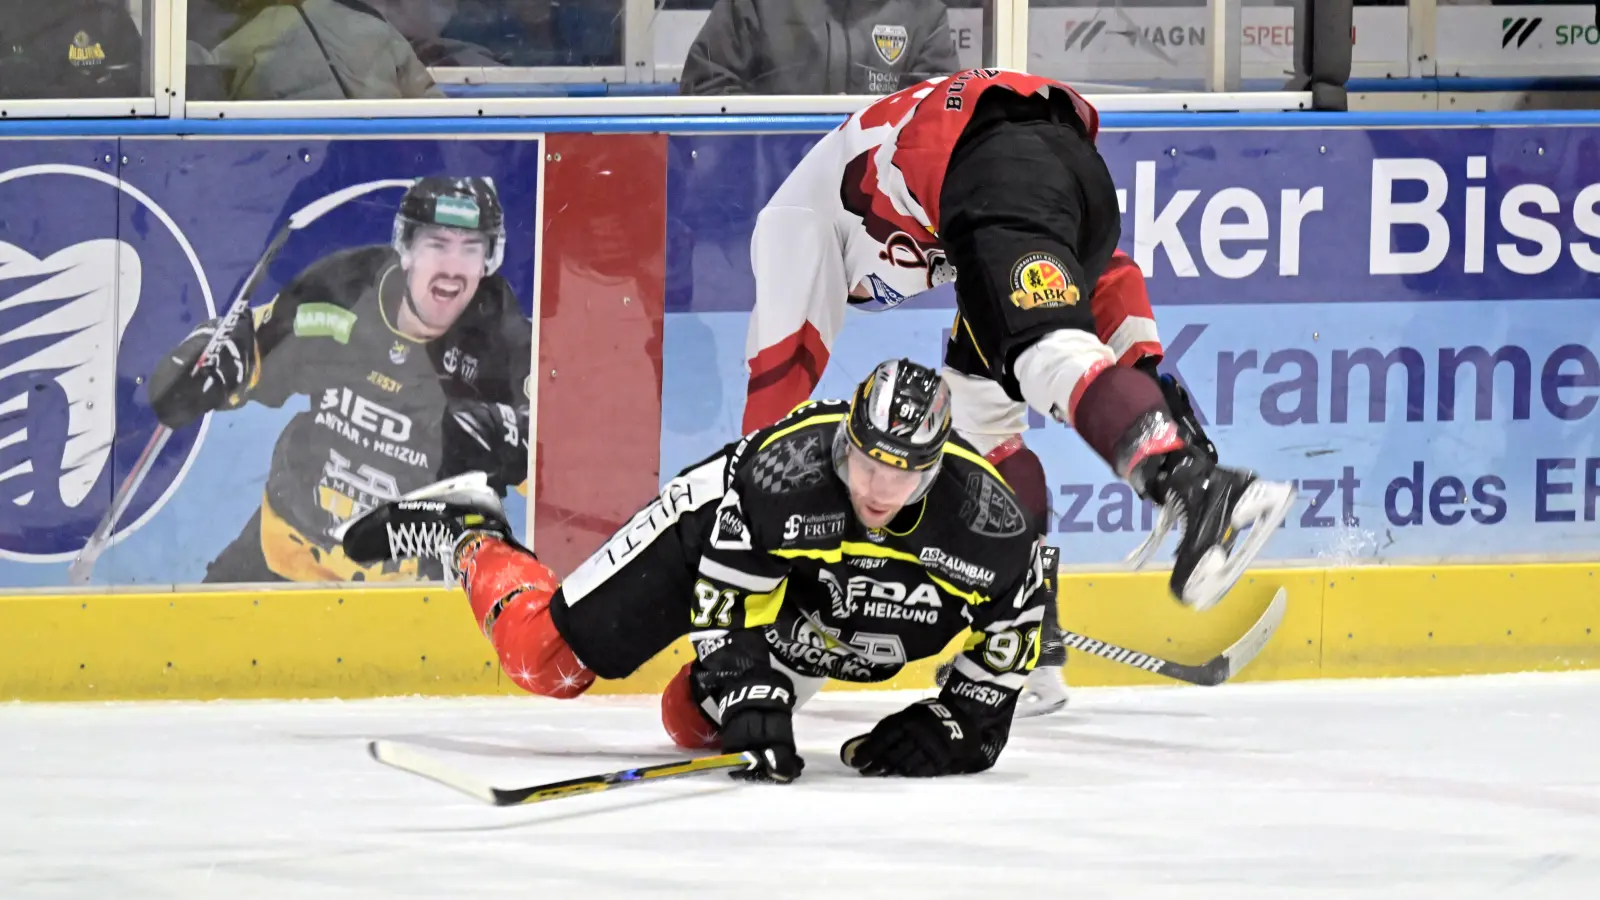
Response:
[[368, 740, 758, 807], [66, 178, 417, 586]]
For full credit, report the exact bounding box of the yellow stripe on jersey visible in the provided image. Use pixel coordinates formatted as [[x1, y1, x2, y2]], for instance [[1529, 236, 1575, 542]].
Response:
[[744, 578, 788, 627], [770, 542, 992, 606], [957, 313, 991, 371], [758, 412, 846, 451], [940, 442, 1007, 486]]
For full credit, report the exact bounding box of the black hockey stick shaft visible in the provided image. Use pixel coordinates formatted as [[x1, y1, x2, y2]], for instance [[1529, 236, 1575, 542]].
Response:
[[368, 740, 758, 807], [65, 229, 290, 586], [489, 752, 759, 806]]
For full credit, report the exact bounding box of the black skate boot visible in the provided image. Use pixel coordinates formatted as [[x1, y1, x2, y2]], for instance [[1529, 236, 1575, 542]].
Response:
[[1156, 371, 1218, 466], [1137, 359, 1218, 466], [334, 472, 515, 586], [1125, 417, 1296, 611]]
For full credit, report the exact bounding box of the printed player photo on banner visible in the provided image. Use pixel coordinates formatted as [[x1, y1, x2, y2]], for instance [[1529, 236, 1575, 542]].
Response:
[[0, 139, 540, 588]]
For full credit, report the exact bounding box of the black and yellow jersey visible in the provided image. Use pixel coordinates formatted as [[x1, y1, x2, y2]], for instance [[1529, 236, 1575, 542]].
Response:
[[672, 398, 1049, 737], [151, 245, 530, 581]]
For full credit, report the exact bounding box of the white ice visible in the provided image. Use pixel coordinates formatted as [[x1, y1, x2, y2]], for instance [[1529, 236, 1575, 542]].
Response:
[[3, 671, 1599, 900]]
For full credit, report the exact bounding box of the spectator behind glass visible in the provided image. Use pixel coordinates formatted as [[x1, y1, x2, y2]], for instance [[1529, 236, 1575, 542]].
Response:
[[681, 0, 958, 95], [366, 0, 501, 66], [0, 0, 143, 99], [201, 0, 444, 100], [440, 0, 621, 67]]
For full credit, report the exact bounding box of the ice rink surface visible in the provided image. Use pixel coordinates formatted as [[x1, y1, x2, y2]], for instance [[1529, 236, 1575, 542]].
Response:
[[4, 671, 1599, 900]]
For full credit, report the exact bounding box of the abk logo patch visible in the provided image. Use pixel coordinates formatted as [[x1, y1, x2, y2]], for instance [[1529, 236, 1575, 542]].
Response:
[[872, 24, 909, 65], [1009, 252, 1079, 310]]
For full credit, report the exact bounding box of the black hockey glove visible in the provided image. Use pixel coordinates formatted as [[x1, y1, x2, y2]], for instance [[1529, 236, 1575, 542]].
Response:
[[715, 671, 804, 784], [148, 312, 256, 429], [842, 699, 985, 778], [440, 399, 530, 491]]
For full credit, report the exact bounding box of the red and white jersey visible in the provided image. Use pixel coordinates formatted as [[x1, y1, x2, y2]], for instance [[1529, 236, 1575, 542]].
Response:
[[743, 69, 1160, 435]]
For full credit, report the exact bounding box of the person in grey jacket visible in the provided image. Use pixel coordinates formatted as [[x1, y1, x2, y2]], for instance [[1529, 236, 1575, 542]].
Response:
[[205, 0, 443, 101], [680, 0, 958, 95]]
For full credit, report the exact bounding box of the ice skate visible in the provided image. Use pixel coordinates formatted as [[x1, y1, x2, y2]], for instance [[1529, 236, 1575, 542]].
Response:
[[335, 472, 514, 585], [1153, 370, 1217, 466], [1015, 663, 1068, 717], [935, 541, 1069, 717], [1127, 448, 1296, 611], [1015, 543, 1067, 716], [936, 654, 1067, 718]]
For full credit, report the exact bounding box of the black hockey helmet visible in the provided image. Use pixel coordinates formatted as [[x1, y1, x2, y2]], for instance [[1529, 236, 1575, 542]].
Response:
[[393, 176, 506, 275], [832, 358, 953, 503]]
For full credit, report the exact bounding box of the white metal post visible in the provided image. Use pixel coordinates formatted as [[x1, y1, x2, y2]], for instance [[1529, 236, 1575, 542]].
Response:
[[1408, 0, 1438, 78], [158, 0, 189, 118], [625, 0, 658, 85], [991, 0, 1029, 72], [1206, 0, 1243, 92]]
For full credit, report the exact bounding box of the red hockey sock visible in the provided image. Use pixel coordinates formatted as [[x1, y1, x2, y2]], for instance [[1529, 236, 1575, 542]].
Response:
[[458, 536, 595, 699], [661, 663, 722, 750]]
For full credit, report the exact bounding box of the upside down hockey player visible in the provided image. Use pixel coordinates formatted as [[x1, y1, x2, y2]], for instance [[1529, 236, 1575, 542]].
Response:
[[340, 359, 1051, 782], [738, 68, 1298, 713]]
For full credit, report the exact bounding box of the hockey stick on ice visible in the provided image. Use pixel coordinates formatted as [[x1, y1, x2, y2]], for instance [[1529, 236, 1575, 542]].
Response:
[[1060, 586, 1288, 687], [66, 179, 416, 586], [368, 740, 759, 807]]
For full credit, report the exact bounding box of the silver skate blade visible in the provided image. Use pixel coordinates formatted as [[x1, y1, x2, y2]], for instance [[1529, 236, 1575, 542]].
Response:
[[1181, 481, 1297, 611], [330, 504, 379, 542], [401, 471, 492, 501], [1125, 503, 1176, 568], [332, 472, 501, 544]]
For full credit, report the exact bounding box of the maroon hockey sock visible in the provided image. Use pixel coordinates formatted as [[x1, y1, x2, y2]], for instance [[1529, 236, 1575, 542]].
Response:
[[987, 437, 1051, 540], [1073, 366, 1185, 480]]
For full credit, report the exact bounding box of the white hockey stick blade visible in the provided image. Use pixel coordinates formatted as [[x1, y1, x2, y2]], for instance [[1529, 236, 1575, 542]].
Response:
[[1217, 586, 1287, 680], [1057, 585, 1287, 687], [369, 740, 497, 805]]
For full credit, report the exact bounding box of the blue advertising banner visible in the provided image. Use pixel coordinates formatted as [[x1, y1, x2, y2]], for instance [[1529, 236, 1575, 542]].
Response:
[[0, 138, 539, 588], [662, 127, 1600, 565]]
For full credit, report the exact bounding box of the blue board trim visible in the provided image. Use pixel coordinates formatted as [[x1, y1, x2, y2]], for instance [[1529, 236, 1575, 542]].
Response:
[[7, 108, 1600, 138], [1349, 76, 1600, 94]]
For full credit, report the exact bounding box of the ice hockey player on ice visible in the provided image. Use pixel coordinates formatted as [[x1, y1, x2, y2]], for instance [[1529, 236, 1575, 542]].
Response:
[[735, 68, 1299, 714], [340, 359, 1051, 783]]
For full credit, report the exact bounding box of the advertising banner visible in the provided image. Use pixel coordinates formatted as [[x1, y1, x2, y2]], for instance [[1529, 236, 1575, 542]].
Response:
[[0, 137, 540, 588], [1437, 5, 1600, 79], [650, 7, 1409, 86], [663, 126, 1600, 566]]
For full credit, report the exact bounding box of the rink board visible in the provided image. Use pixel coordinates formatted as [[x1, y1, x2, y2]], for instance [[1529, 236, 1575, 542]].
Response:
[[1, 561, 1594, 702], [0, 115, 1596, 702]]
